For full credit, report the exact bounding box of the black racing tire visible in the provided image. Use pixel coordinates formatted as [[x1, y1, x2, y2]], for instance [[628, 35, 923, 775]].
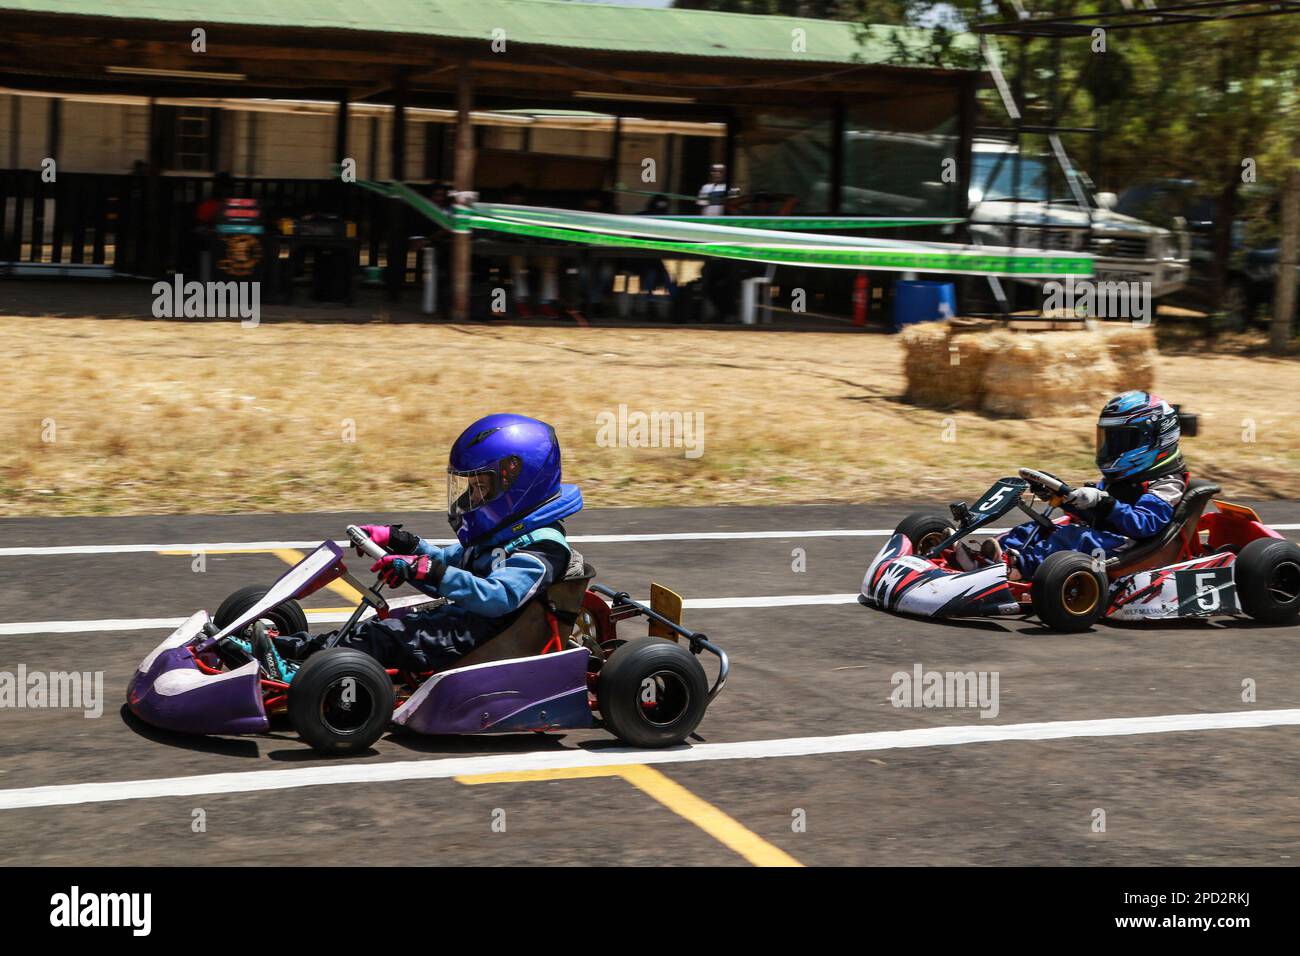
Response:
[[1236, 538, 1300, 625], [1031, 551, 1108, 633], [287, 648, 396, 755], [894, 513, 955, 554], [597, 637, 709, 748], [214, 585, 309, 636]]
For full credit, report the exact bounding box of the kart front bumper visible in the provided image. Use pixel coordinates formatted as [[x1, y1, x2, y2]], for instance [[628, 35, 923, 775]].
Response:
[[126, 611, 269, 736]]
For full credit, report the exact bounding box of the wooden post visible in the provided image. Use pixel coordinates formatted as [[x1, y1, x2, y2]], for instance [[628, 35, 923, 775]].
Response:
[[451, 66, 475, 321], [609, 114, 622, 200], [145, 97, 165, 277], [334, 91, 350, 167], [386, 71, 408, 301]]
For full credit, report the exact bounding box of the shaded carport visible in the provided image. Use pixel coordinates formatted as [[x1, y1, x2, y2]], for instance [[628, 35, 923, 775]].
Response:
[[0, 0, 978, 319]]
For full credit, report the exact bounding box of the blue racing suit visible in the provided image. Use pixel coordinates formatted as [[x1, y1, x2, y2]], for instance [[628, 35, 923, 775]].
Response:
[[1000, 472, 1187, 577], [278, 485, 583, 672]]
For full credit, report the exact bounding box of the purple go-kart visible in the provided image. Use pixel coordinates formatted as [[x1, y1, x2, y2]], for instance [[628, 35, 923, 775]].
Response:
[[128, 525, 728, 755]]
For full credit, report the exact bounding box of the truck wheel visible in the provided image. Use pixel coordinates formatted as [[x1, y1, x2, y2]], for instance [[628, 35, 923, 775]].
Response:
[[1236, 538, 1300, 625], [214, 585, 309, 636], [894, 513, 955, 554], [287, 649, 395, 755], [597, 637, 709, 748], [1031, 552, 1107, 632]]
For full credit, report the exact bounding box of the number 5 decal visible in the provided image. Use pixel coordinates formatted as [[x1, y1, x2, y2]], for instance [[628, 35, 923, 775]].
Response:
[[1192, 571, 1221, 612]]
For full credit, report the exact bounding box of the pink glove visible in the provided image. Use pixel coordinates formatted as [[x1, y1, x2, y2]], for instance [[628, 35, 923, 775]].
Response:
[[370, 554, 442, 588], [354, 524, 392, 555]]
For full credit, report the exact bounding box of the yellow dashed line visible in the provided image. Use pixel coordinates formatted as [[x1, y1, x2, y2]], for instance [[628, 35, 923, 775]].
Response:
[[158, 546, 365, 605], [457, 764, 803, 867]]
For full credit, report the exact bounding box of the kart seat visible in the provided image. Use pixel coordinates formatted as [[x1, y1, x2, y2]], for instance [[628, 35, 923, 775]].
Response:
[[455, 556, 595, 667], [1104, 479, 1220, 578]]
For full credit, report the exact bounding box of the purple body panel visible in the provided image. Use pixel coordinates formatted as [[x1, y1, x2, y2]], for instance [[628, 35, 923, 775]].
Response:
[[393, 647, 593, 735], [128, 611, 268, 735], [128, 647, 268, 735]]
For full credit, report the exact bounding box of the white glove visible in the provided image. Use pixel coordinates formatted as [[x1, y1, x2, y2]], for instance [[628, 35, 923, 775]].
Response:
[[1064, 486, 1108, 510]]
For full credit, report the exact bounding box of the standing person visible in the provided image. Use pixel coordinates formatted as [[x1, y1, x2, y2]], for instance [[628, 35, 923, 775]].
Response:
[[696, 164, 730, 216], [697, 165, 737, 318]]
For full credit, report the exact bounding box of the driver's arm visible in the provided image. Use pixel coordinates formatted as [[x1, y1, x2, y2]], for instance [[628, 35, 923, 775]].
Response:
[[423, 543, 567, 617], [1091, 476, 1185, 539]]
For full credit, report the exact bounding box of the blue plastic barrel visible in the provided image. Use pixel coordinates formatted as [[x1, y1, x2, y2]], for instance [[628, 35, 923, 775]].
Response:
[[892, 280, 956, 330]]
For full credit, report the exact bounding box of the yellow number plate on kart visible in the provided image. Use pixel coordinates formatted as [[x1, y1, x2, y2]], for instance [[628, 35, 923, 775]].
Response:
[[649, 583, 683, 642]]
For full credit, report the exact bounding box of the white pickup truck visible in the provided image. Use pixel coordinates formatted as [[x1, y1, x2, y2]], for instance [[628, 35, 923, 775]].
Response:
[[968, 141, 1190, 298]]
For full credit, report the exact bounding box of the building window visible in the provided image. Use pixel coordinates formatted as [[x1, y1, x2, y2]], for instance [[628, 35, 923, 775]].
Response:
[[156, 106, 218, 172]]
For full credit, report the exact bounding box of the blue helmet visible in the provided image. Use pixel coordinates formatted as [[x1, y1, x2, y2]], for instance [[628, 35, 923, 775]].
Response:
[[1096, 390, 1181, 480], [447, 414, 565, 546]]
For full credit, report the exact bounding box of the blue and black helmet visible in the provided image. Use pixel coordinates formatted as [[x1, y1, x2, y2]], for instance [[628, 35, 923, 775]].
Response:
[[447, 414, 564, 546], [1096, 390, 1181, 480]]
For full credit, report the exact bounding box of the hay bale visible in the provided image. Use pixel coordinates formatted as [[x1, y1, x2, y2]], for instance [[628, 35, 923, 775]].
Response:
[[900, 321, 992, 409], [981, 335, 1118, 417], [1098, 324, 1157, 390], [900, 320, 1157, 417]]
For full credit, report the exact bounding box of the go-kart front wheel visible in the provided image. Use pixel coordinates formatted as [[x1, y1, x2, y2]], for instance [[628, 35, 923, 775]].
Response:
[[597, 637, 709, 748], [1236, 537, 1300, 625], [214, 585, 309, 636], [287, 649, 396, 755], [1031, 552, 1107, 632], [894, 513, 955, 555]]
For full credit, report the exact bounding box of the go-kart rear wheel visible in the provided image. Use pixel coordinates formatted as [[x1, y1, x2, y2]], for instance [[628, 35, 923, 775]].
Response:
[[1031, 552, 1107, 633], [1236, 538, 1300, 625], [287, 649, 396, 755], [894, 513, 956, 555], [214, 585, 309, 636], [597, 637, 709, 748]]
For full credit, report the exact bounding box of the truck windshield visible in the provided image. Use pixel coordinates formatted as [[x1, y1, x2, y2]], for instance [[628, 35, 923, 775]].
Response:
[[971, 152, 1085, 205]]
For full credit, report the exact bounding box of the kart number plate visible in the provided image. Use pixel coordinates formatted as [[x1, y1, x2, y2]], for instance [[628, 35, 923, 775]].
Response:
[[1173, 567, 1237, 616]]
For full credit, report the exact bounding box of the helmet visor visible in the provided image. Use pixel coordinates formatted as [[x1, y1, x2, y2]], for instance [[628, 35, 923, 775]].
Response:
[[447, 456, 522, 519], [1096, 424, 1150, 464]]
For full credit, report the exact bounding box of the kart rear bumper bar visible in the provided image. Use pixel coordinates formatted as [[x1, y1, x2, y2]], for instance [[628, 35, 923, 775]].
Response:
[[589, 584, 729, 702]]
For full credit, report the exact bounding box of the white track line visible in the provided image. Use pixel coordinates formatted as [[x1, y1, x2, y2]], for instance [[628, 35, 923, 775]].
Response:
[[0, 593, 864, 637], [3, 524, 1297, 558], [1, 708, 1296, 811], [0, 530, 888, 557]]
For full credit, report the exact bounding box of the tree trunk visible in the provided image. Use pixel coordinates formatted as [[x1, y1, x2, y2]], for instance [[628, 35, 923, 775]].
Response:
[[1271, 166, 1300, 353]]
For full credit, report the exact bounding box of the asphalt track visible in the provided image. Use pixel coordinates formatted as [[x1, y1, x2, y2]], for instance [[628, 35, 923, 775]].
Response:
[[1, 502, 1298, 866]]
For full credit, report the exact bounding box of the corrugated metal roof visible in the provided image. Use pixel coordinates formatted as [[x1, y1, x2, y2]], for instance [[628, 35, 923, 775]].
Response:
[[1, 0, 974, 67]]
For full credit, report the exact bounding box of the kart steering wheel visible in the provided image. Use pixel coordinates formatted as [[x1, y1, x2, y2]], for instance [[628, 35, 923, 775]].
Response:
[[345, 525, 389, 562], [1018, 467, 1075, 504], [1016, 468, 1077, 536]]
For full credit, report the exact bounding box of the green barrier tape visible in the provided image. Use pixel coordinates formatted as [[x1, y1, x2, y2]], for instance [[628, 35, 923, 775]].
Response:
[[655, 216, 967, 230], [356, 180, 1092, 277], [476, 202, 956, 249], [459, 211, 1092, 277]]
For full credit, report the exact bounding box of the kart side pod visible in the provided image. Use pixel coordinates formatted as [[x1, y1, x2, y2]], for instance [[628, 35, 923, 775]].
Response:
[[392, 647, 593, 735]]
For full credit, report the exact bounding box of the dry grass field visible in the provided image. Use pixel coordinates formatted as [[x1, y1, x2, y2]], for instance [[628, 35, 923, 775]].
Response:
[[1, 314, 1298, 516]]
